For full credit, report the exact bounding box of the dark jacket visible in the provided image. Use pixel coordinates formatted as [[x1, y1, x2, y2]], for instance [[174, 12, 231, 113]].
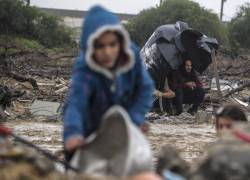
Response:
[[168, 67, 203, 90]]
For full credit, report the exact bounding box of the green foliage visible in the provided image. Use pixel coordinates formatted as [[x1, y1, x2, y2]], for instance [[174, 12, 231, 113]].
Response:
[[126, 0, 228, 46], [32, 13, 74, 47], [0, 0, 75, 48], [229, 3, 250, 49], [0, 0, 28, 35], [15, 37, 44, 51], [0, 35, 45, 54]]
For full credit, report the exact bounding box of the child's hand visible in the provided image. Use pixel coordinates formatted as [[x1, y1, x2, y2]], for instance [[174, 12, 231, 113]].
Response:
[[65, 136, 85, 152]]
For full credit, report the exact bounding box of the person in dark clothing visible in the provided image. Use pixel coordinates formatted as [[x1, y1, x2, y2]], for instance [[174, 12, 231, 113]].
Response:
[[146, 58, 175, 114], [152, 76, 175, 114], [173, 59, 205, 115]]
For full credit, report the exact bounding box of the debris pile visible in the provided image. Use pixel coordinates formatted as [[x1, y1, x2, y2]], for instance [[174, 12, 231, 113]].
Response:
[[0, 51, 73, 122]]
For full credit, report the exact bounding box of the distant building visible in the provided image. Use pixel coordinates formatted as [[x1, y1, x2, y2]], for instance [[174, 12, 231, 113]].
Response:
[[38, 8, 137, 42]]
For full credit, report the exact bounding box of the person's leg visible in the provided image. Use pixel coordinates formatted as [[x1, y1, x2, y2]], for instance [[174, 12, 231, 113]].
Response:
[[152, 98, 161, 112], [162, 98, 174, 115], [182, 88, 194, 104], [182, 88, 195, 115], [174, 88, 183, 115], [188, 87, 205, 114]]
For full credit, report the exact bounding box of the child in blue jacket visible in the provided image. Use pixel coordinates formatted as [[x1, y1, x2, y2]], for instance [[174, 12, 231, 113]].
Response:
[[63, 5, 154, 152]]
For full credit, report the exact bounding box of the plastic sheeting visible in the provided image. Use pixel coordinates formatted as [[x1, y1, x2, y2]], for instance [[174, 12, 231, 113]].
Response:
[[141, 21, 218, 88]]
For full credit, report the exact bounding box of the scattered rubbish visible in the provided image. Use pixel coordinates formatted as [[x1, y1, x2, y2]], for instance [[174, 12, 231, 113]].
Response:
[[30, 100, 61, 117], [55, 86, 68, 94], [211, 78, 238, 92], [233, 97, 249, 107], [196, 111, 212, 123], [0, 36, 249, 179]]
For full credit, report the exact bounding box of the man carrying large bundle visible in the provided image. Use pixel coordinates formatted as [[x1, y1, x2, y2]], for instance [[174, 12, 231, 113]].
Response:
[[141, 21, 218, 115]]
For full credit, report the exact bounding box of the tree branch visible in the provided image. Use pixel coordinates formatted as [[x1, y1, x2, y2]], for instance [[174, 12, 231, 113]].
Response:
[[224, 81, 250, 97]]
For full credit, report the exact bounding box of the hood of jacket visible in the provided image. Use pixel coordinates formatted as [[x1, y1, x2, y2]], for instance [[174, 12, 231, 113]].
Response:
[[80, 5, 134, 79]]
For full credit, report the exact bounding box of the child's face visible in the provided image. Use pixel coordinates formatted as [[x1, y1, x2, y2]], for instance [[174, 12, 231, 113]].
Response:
[[216, 117, 233, 136], [94, 32, 121, 69]]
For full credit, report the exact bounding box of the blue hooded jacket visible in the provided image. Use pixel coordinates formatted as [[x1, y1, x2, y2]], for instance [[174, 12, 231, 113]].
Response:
[[63, 5, 154, 142]]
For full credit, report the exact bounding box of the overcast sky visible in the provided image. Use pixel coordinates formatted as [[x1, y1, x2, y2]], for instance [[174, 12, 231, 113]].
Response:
[[31, 0, 250, 21]]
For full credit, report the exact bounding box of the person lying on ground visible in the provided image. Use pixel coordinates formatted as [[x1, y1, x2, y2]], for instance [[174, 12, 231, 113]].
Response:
[[173, 59, 205, 115], [215, 104, 248, 137], [63, 5, 154, 159]]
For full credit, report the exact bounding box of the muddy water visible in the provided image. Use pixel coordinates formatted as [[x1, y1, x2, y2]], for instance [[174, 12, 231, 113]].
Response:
[[6, 114, 217, 164]]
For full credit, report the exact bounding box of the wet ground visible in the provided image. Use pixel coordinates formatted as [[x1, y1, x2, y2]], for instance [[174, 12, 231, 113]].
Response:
[[6, 120, 63, 154], [148, 121, 216, 164], [5, 111, 217, 165]]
